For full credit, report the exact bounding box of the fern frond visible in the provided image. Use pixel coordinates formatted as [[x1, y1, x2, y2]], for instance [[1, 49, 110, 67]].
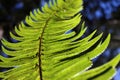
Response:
[[72, 54, 120, 80], [0, 0, 119, 80]]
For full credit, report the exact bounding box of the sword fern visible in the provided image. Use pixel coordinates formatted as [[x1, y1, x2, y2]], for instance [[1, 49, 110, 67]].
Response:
[[0, 0, 120, 80]]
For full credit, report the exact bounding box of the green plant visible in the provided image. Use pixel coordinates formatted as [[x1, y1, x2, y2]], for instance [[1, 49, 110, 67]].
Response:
[[0, 0, 120, 80]]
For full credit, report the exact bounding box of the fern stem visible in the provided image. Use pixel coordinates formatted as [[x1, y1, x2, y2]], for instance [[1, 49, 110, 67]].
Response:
[[38, 18, 51, 80]]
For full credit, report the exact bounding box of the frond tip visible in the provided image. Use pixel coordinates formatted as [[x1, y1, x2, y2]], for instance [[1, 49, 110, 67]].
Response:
[[0, 0, 120, 80]]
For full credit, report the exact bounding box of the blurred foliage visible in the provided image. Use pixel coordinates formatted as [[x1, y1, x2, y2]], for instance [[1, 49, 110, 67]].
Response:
[[0, 0, 41, 40]]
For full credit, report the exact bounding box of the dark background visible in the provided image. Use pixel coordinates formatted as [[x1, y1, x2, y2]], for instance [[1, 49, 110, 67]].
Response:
[[0, 0, 120, 80]]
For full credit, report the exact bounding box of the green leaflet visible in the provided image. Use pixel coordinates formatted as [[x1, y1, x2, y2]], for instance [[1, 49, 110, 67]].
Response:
[[72, 54, 120, 80], [0, 0, 120, 80]]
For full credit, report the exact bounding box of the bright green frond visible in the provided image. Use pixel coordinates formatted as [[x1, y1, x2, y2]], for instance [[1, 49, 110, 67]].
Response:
[[0, 0, 119, 80], [72, 54, 120, 80]]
